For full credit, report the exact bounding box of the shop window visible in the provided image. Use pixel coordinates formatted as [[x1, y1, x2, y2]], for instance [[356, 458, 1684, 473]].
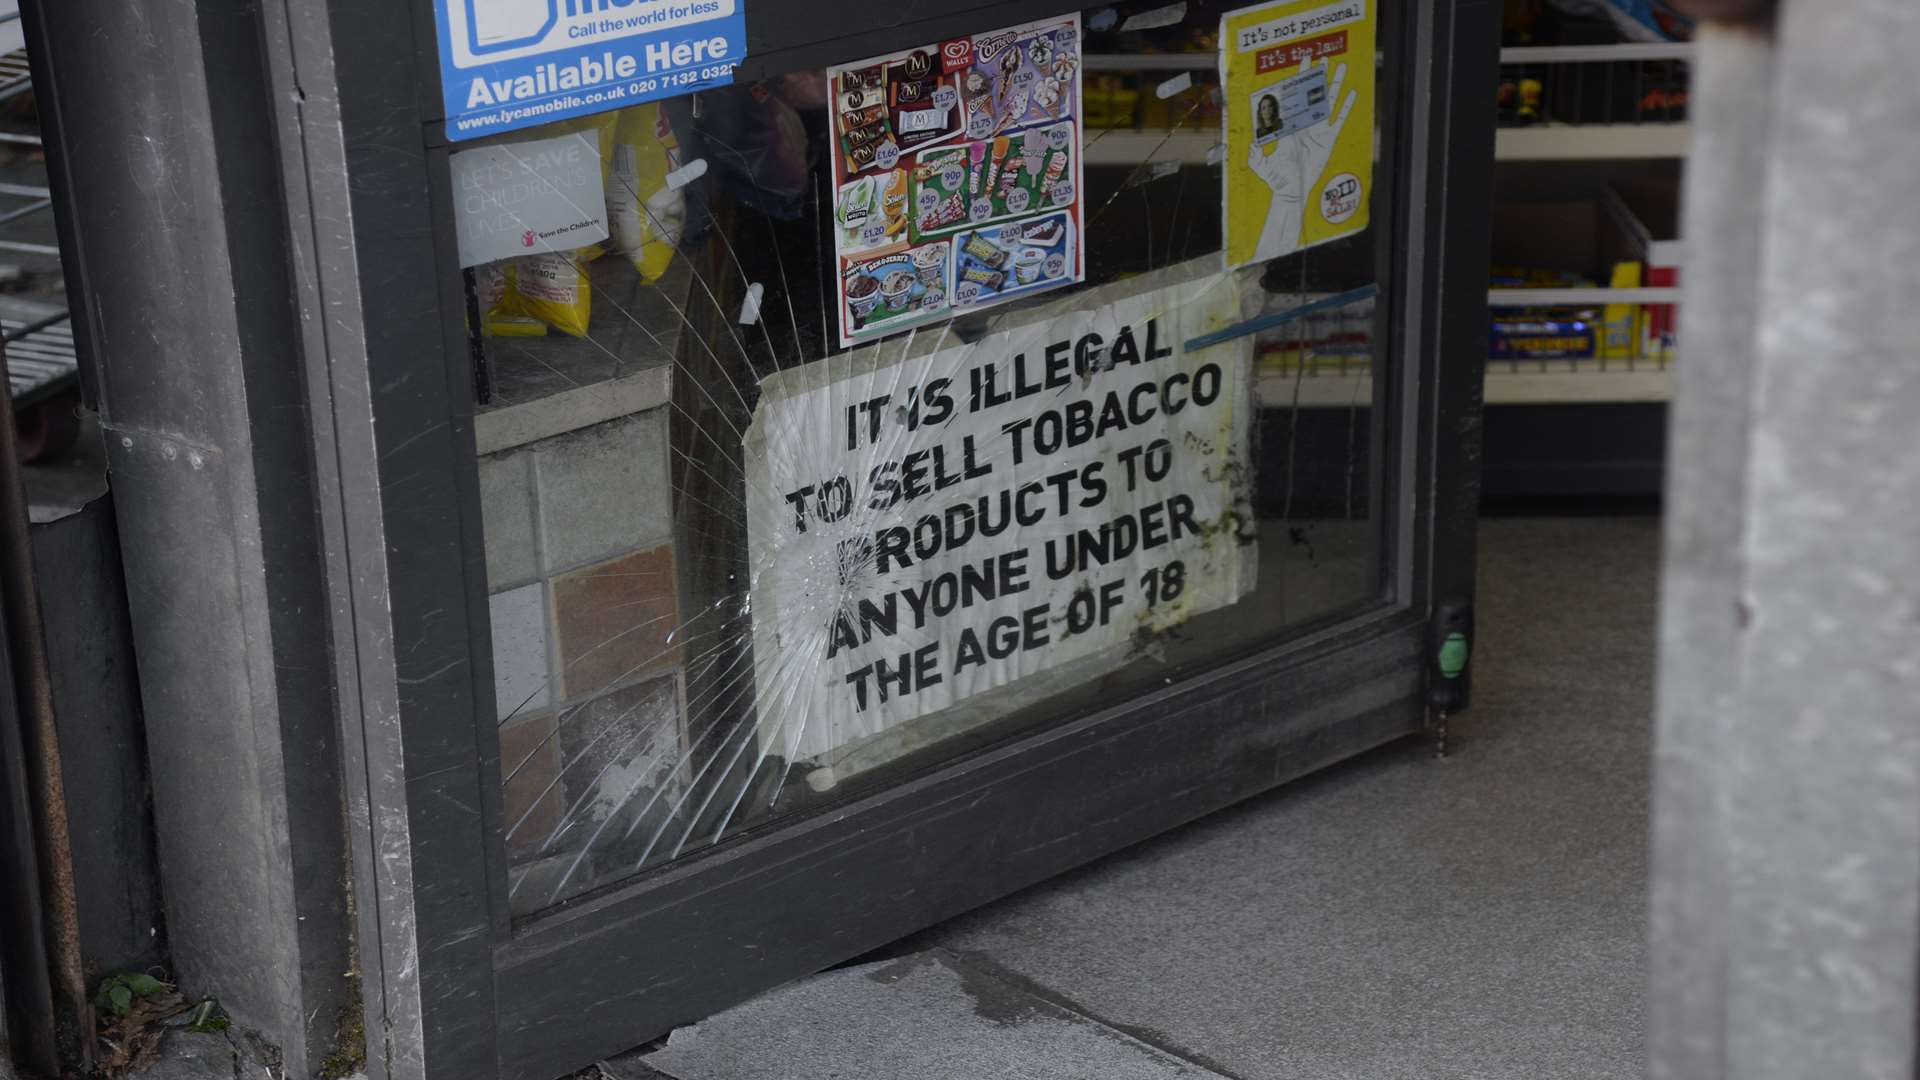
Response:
[[451, 0, 1392, 917]]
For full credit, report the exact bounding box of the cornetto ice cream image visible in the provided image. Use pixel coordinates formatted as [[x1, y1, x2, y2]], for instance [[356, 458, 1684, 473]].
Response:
[[827, 15, 1084, 345]]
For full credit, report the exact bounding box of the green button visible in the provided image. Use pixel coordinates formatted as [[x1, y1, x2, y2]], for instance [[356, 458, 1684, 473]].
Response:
[[1438, 631, 1469, 679]]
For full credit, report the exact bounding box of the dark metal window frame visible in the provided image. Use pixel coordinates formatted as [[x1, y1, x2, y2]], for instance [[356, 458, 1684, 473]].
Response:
[[249, 0, 1493, 1076]]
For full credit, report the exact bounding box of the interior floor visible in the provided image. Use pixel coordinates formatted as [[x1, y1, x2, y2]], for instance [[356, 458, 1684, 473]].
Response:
[[612, 515, 1658, 1079]]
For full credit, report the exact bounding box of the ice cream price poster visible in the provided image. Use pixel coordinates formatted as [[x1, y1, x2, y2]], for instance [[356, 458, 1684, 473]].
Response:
[[1220, 0, 1375, 270], [828, 15, 1086, 347]]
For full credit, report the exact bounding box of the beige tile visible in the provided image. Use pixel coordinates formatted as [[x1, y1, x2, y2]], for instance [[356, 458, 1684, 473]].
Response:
[[545, 674, 686, 901], [552, 543, 679, 701], [478, 449, 539, 589], [499, 713, 561, 859], [533, 410, 672, 572], [488, 582, 551, 722]]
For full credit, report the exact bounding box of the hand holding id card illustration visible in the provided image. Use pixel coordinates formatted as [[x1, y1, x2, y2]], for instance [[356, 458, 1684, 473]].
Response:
[[1244, 58, 1357, 262]]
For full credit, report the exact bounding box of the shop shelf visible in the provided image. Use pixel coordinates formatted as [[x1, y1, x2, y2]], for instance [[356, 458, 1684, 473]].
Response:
[[1495, 122, 1689, 160], [1083, 127, 1219, 167], [1499, 43, 1692, 64], [1083, 54, 1217, 72], [1487, 286, 1681, 306], [1259, 360, 1673, 409], [1248, 281, 1682, 408], [1496, 41, 1690, 159], [1083, 42, 1694, 164], [1085, 119, 1688, 164], [472, 260, 688, 455]]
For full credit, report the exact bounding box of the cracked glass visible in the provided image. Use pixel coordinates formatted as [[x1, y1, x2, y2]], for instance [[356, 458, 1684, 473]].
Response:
[[452, 0, 1395, 918]]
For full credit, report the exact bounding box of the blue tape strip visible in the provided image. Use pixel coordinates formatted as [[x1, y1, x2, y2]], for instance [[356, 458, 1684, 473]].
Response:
[[1183, 284, 1380, 352]]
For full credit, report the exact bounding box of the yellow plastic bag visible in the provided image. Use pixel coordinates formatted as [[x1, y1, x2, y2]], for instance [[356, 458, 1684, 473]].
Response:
[[505, 252, 592, 338], [549, 111, 619, 264], [606, 104, 685, 283], [485, 311, 550, 337], [472, 259, 545, 337], [474, 261, 540, 337]]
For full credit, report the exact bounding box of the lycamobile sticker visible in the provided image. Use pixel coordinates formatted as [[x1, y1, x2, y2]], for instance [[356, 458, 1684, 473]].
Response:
[[435, 0, 748, 140]]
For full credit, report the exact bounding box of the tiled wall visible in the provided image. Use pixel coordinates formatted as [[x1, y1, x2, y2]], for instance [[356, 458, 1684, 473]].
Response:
[[477, 406, 687, 911]]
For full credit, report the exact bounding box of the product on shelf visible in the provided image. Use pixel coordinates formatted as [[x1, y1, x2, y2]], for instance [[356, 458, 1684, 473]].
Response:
[[1490, 267, 1599, 359], [1255, 297, 1376, 375], [481, 253, 594, 339], [1603, 181, 1683, 360], [1497, 74, 1546, 126], [605, 104, 686, 285], [475, 262, 545, 337], [1490, 314, 1598, 359], [1598, 261, 1642, 360], [1497, 0, 1692, 126], [1083, 75, 1140, 128]]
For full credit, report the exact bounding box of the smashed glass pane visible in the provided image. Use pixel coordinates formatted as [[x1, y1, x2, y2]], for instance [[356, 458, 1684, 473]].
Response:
[[458, 0, 1392, 917]]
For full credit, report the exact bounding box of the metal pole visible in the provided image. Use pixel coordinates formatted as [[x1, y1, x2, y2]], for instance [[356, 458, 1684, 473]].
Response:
[[0, 338, 89, 1070]]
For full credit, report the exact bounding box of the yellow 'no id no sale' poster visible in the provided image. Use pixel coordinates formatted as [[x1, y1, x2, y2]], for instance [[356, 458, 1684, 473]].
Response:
[[1220, 0, 1375, 270]]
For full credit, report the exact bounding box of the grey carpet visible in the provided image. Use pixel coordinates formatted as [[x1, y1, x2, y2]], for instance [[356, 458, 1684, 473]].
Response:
[[636, 517, 1658, 1080]]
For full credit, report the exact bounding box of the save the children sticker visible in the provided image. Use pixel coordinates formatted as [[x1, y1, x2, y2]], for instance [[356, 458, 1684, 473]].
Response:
[[1220, 0, 1375, 269], [450, 130, 610, 266], [827, 15, 1088, 348], [435, 0, 746, 141]]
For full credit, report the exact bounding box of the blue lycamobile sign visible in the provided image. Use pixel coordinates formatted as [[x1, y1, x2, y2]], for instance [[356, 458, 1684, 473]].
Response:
[[436, 0, 746, 139]]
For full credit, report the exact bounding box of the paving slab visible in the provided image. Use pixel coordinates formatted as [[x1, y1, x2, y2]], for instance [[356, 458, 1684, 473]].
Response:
[[615, 951, 1230, 1080]]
